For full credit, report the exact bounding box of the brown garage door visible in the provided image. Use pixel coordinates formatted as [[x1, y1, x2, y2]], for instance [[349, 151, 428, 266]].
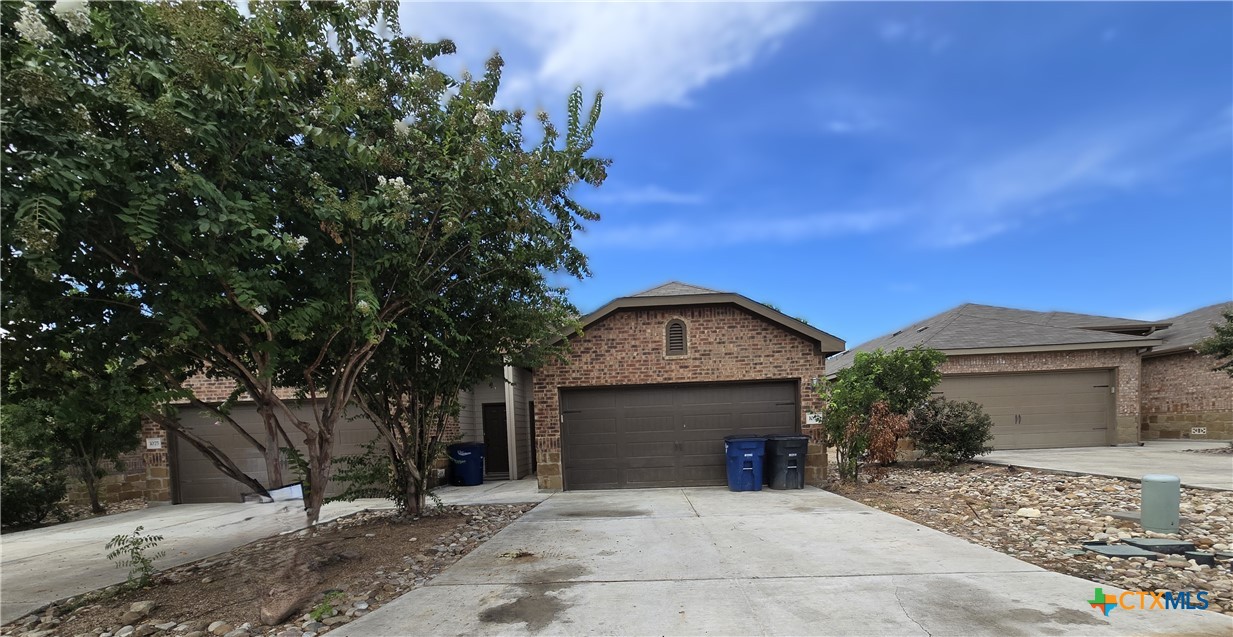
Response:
[[936, 370, 1113, 450], [560, 382, 798, 490], [172, 403, 380, 504]]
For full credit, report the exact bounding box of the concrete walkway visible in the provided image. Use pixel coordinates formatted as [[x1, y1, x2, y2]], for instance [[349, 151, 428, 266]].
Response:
[[979, 441, 1233, 490], [332, 487, 1232, 636], [434, 476, 551, 506], [0, 499, 391, 624]]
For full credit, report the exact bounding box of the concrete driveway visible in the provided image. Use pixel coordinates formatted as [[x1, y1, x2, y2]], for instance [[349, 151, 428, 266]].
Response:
[[979, 441, 1233, 490], [333, 487, 1232, 636], [0, 499, 388, 624]]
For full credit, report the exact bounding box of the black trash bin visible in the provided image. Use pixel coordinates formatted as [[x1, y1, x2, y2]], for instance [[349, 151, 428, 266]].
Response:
[[447, 442, 486, 486], [764, 435, 808, 490]]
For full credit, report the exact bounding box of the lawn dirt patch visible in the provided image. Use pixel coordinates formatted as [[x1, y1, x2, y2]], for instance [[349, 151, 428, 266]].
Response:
[[829, 463, 1233, 616], [2, 504, 535, 637]]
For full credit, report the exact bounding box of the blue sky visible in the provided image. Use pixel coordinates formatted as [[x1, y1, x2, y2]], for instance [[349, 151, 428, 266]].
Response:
[[400, 2, 1233, 347]]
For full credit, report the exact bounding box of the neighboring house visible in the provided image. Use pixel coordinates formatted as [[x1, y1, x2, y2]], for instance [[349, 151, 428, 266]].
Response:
[[532, 282, 844, 490], [827, 304, 1170, 450], [161, 370, 530, 504], [1140, 302, 1233, 441]]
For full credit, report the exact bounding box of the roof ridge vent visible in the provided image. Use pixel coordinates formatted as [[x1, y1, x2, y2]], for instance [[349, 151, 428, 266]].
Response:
[[916, 326, 929, 333], [892, 330, 903, 336]]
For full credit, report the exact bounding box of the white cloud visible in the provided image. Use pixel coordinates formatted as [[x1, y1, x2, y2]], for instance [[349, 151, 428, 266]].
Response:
[[579, 210, 900, 250], [399, 2, 815, 112], [914, 111, 1232, 247]]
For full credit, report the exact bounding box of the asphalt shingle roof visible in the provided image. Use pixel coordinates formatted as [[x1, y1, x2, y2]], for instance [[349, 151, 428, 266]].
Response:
[[827, 303, 1161, 373], [1153, 302, 1233, 354], [632, 281, 724, 297]]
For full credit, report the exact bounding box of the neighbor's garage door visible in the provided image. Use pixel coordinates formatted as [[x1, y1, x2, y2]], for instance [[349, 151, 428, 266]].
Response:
[[173, 403, 380, 504], [936, 370, 1113, 450], [560, 382, 797, 490]]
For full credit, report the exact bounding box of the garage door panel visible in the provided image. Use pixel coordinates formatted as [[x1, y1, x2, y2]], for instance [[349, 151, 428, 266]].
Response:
[[174, 403, 380, 504], [561, 382, 798, 490], [938, 370, 1112, 450]]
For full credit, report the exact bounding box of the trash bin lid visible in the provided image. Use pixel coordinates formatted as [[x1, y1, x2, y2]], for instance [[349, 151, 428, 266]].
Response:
[[724, 434, 767, 442], [765, 434, 809, 441]]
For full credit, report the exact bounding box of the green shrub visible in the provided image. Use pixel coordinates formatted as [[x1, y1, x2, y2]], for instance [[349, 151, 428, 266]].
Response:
[[910, 398, 994, 467], [105, 525, 165, 589], [0, 446, 68, 527]]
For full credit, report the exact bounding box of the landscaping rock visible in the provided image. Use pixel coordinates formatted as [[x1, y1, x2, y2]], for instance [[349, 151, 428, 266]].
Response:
[[116, 627, 135, 637], [221, 629, 250, 637], [320, 616, 350, 627], [134, 625, 158, 637], [207, 622, 232, 636], [129, 602, 158, 617], [1014, 507, 1041, 518], [156, 623, 178, 631], [301, 622, 325, 634]]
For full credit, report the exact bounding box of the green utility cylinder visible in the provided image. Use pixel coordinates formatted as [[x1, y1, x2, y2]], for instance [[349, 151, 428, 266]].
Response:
[[1141, 474, 1181, 534]]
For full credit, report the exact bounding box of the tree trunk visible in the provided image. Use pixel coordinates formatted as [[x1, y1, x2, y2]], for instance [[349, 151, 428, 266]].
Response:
[[259, 404, 285, 489], [81, 460, 105, 514]]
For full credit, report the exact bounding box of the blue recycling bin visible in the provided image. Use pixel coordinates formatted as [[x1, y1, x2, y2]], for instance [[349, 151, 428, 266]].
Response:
[[447, 442, 486, 486], [724, 435, 767, 492]]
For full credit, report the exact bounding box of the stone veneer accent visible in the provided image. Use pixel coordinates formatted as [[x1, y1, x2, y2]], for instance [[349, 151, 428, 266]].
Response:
[[532, 304, 829, 490], [940, 348, 1143, 445], [1140, 351, 1233, 441]]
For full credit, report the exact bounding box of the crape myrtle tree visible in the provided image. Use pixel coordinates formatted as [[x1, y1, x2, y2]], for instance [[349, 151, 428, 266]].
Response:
[[354, 271, 580, 517], [1197, 308, 1233, 376], [2, 1, 606, 524], [819, 347, 946, 482]]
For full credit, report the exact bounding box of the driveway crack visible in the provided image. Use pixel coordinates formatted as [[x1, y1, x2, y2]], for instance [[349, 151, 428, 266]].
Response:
[[892, 578, 931, 637], [681, 490, 700, 517]]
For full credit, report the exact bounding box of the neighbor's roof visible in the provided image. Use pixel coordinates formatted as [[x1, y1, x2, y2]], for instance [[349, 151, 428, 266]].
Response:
[[560, 281, 845, 354], [826, 303, 1165, 373], [1147, 302, 1233, 357]]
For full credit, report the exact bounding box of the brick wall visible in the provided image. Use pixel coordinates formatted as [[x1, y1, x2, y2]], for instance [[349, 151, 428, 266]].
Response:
[[142, 418, 172, 503], [1140, 351, 1233, 440], [940, 348, 1143, 444], [61, 449, 147, 507], [532, 304, 828, 490]]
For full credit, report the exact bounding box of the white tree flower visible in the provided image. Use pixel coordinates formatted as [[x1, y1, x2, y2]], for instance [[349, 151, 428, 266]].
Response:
[[355, 300, 371, 315], [473, 108, 490, 127], [254, 305, 268, 316], [15, 4, 55, 45], [288, 235, 308, 252], [51, 0, 91, 35], [393, 120, 411, 137], [349, 55, 362, 69]]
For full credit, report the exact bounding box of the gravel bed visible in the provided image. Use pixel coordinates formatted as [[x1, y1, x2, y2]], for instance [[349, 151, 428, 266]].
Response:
[[830, 463, 1233, 616]]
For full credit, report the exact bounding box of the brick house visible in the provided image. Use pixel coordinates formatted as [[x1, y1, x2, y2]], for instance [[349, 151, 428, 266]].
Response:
[[136, 282, 841, 502], [829, 302, 1231, 449], [1140, 302, 1233, 441], [532, 282, 844, 490]]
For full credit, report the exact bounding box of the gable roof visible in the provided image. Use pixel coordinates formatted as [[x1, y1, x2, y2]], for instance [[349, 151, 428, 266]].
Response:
[[1147, 302, 1233, 357], [827, 303, 1164, 374], [561, 282, 845, 355], [633, 281, 723, 297]]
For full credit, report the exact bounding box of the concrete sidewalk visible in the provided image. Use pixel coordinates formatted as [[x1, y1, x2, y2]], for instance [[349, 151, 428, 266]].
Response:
[[0, 499, 391, 624], [433, 476, 551, 506], [332, 487, 1232, 636], [979, 441, 1233, 490]]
